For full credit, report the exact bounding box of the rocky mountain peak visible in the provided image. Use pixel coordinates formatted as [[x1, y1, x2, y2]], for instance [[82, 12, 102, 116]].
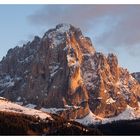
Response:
[[0, 24, 140, 120], [44, 23, 82, 39], [47, 23, 82, 35]]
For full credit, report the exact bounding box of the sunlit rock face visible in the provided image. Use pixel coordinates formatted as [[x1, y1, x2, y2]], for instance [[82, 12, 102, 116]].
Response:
[[0, 23, 140, 119], [82, 51, 140, 117]]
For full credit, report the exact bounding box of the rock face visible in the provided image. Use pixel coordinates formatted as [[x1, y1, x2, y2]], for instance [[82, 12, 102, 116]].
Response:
[[0, 23, 140, 119], [132, 72, 140, 83], [82, 52, 140, 117]]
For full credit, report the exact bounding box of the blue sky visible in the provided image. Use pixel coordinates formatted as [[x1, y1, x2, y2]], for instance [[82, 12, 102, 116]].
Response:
[[0, 5, 44, 58], [0, 5, 140, 73]]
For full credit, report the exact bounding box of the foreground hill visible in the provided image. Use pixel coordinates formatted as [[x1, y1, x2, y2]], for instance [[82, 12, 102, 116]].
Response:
[[0, 97, 101, 135], [1, 97, 140, 135]]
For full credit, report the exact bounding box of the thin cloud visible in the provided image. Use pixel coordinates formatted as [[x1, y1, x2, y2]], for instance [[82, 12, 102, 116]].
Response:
[[27, 5, 126, 31], [27, 5, 140, 56]]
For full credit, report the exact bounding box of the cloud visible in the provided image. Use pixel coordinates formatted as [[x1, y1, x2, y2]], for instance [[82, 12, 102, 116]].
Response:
[[97, 6, 140, 45], [28, 5, 126, 31], [27, 5, 140, 56]]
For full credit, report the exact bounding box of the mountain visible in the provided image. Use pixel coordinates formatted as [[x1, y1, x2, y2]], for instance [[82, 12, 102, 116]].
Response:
[[0, 23, 140, 121]]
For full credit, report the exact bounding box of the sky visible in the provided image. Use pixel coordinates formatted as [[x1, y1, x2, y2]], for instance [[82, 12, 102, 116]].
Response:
[[0, 5, 140, 73]]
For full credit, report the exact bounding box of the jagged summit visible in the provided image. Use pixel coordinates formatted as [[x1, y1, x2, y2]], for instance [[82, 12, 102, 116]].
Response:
[[42, 23, 86, 50], [45, 23, 80, 34], [43, 23, 80, 38], [0, 24, 140, 121]]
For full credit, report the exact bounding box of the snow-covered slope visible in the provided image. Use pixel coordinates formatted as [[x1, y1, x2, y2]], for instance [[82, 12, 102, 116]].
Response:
[[76, 105, 140, 125], [102, 105, 137, 124], [1, 96, 140, 126], [76, 111, 102, 125], [0, 97, 53, 120]]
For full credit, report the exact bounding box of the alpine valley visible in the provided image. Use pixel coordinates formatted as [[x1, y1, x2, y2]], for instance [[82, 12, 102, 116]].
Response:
[[0, 24, 140, 135]]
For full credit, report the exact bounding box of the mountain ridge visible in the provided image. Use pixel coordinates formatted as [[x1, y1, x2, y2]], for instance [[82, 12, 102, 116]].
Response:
[[0, 23, 140, 120]]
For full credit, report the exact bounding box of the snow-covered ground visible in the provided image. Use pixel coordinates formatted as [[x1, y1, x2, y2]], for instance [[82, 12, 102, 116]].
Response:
[[40, 107, 66, 114], [0, 97, 53, 120], [75, 105, 140, 125], [40, 105, 81, 114], [102, 105, 136, 124], [1, 96, 140, 126], [25, 103, 37, 109], [106, 97, 116, 104], [76, 111, 102, 125], [27, 103, 140, 126]]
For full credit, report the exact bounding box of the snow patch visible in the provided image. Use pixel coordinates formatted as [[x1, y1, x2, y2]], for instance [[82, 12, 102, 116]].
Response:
[[18, 55, 33, 64], [65, 105, 72, 108], [76, 111, 101, 125], [46, 24, 70, 48], [0, 97, 8, 101], [50, 71, 58, 77], [64, 105, 80, 109], [15, 102, 23, 105], [49, 64, 59, 77], [97, 97, 102, 100], [130, 75, 135, 81], [17, 97, 21, 101], [63, 44, 71, 51], [0, 89, 5, 94], [67, 54, 79, 67], [102, 105, 136, 124], [49, 65, 59, 72], [67, 54, 74, 62], [0, 99, 52, 120], [73, 105, 81, 109], [26, 104, 37, 109], [63, 46, 69, 51], [76, 106, 139, 126], [106, 97, 116, 104], [40, 107, 66, 114], [0, 75, 15, 88], [56, 24, 70, 33]]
